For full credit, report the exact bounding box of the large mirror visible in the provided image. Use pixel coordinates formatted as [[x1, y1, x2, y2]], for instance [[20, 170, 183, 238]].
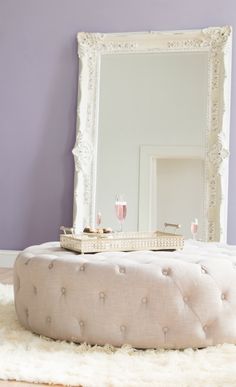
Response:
[[72, 27, 232, 242]]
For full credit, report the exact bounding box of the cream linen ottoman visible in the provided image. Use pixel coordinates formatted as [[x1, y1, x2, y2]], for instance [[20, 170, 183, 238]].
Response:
[[13, 240, 236, 349]]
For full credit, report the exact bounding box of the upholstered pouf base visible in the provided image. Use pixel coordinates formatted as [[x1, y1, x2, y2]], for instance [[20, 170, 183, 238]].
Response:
[[14, 241, 236, 349]]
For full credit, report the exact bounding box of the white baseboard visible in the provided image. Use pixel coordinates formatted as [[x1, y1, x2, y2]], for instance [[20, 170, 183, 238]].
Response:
[[0, 250, 20, 268]]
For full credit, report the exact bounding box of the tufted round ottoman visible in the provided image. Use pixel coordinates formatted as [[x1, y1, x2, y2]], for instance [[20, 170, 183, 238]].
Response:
[[14, 240, 236, 349]]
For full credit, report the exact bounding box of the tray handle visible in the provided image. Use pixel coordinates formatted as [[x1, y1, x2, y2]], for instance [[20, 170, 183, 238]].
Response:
[[163, 222, 181, 234], [60, 226, 75, 235]]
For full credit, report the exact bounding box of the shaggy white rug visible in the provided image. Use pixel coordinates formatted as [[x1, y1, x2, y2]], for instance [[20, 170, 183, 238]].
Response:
[[1, 284, 236, 387]]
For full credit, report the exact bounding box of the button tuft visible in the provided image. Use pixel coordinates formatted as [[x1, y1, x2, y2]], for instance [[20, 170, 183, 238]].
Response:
[[203, 325, 208, 331], [162, 326, 168, 333], [183, 296, 188, 303], [79, 320, 84, 327], [119, 267, 126, 274], [71, 336, 79, 342], [99, 292, 105, 299], [120, 325, 126, 332], [221, 293, 226, 300], [142, 297, 148, 304], [162, 269, 169, 276], [80, 265, 85, 272], [46, 316, 51, 323], [48, 263, 53, 269], [61, 287, 66, 295]]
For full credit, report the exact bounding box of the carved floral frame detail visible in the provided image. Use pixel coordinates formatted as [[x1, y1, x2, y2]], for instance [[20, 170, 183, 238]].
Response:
[[73, 26, 232, 242]]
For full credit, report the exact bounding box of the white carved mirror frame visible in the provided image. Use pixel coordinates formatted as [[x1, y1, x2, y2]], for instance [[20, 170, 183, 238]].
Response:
[[72, 26, 232, 242]]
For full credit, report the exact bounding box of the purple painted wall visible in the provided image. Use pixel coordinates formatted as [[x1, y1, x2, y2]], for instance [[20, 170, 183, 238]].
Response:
[[0, 0, 235, 249]]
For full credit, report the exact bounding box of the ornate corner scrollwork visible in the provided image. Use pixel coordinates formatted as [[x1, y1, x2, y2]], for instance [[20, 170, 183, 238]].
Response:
[[77, 32, 137, 57], [167, 26, 231, 51], [77, 32, 104, 56], [202, 26, 232, 49]]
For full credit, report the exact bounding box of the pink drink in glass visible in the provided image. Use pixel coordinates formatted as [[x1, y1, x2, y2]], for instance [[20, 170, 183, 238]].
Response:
[[96, 211, 102, 227], [191, 218, 198, 240], [115, 199, 127, 231]]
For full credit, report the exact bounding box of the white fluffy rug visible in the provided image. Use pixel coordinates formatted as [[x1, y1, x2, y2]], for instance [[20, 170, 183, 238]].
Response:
[[1, 284, 236, 387]]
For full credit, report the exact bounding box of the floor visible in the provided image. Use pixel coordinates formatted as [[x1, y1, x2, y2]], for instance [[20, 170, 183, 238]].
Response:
[[0, 268, 62, 387]]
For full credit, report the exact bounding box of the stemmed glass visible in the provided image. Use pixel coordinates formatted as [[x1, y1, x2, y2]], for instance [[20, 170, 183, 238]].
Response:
[[96, 211, 102, 228], [115, 195, 127, 232], [191, 218, 198, 240]]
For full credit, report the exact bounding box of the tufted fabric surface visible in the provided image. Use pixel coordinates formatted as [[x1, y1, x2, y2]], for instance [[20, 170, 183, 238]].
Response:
[[13, 240, 236, 349]]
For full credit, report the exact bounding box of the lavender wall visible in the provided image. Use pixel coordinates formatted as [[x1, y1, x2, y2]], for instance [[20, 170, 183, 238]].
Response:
[[0, 0, 235, 249]]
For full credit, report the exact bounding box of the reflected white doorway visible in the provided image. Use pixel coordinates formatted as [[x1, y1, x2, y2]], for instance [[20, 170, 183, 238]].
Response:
[[139, 146, 205, 239]]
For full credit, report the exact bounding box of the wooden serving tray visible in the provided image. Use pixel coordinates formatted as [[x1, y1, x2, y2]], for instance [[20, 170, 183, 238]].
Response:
[[60, 230, 184, 254]]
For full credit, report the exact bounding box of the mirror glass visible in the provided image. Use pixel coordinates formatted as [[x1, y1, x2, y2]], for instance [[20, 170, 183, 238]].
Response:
[[73, 27, 232, 242], [96, 52, 208, 238]]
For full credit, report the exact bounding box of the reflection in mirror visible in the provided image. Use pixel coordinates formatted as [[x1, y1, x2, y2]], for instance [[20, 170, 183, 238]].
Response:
[[97, 52, 208, 239], [73, 27, 232, 242]]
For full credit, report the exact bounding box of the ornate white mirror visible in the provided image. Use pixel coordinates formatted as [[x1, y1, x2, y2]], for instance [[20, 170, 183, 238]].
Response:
[[72, 26, 232, 242]]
